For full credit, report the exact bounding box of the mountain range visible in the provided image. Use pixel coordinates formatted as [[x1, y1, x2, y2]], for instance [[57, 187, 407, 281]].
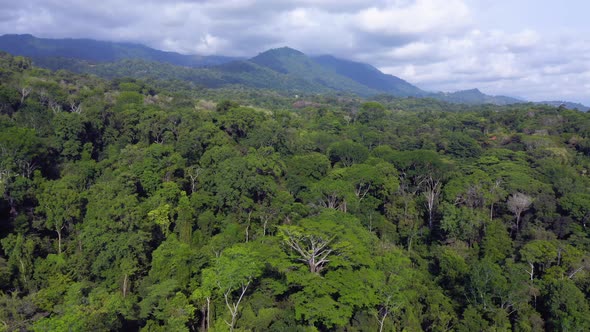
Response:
[[0, 34, 586, 109], [0, 34, 237, 67]]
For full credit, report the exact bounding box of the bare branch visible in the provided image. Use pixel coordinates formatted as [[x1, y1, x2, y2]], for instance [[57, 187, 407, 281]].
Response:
[[568, 266, 585, 279]]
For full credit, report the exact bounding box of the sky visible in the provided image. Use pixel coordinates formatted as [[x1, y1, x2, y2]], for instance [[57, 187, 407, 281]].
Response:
[[1, 0, 589, 104]]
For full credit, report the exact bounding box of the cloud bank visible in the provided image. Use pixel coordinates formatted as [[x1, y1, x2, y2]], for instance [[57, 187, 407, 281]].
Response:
[[1, 0, 589, 104]]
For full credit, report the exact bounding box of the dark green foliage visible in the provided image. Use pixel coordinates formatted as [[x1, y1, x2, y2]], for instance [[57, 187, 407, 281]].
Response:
[[445, 131, 483, 158], [0, 52, 589, 331]]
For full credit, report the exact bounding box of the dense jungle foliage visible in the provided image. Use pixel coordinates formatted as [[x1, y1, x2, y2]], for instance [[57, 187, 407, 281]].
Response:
[[1, 51, 590, 331]]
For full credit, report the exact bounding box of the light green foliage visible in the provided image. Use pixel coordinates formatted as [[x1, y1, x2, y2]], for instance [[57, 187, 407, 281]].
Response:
[[140, 280, 195, 331], [520, 240, 559, 276], [117, 91, 143, 105], [305, 177, 354, 212], [443, 168, 505, 212], [198, 242, 266, 330], [79, 180, 149, 291], [0, 126, 43, 177], [482, 220, 513, 262], [175, 191, 194, 244], [559, 192, 590, 228], [148, 204, 172, 237], [36, 177, 82, 254], [33, 283, 128, 332], [358, 101, 386, 125], [457, 306, 490, 332], [440, 203, 486, 244], [279, 211, 375, 273], [327, 139, 369, 167], [339, 162, 399, 203], [52, 112, 86, 159], [436, 245, 469, 287], [219, 106, 265, 140], [278, 211, 381, 328], [0, 233, 35, 290], [147, 235, 200, 289]]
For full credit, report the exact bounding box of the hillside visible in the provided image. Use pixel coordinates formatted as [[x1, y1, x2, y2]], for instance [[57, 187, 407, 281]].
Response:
[[537, 101, 590, 112], [0, 34, 237, 67], [312, 55, 426, 97], [250, 47, 379, 95], [433, 88, 522, 105], [0, 34, 555, 106]]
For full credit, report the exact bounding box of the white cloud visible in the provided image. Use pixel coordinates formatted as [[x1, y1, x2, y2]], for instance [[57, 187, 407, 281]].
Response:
[[194, 33, 230, 55], [356, 0, 471, 36], [378, 28, 590, 103], [387, 42, 433, 59]]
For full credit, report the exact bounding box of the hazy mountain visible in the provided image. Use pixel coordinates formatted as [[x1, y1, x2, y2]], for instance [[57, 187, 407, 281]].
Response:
[[0, 34, 237, 67], [536, 101, 589, 112], [0, 34, 544, 105], [432, 88, 522, 105], [250, 47, 385, 95], [312, 55, 426, 97]]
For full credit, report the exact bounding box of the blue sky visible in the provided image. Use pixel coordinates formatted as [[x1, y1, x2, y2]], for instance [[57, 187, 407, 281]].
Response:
[[470, 0, 589, 35], [1, 0, 589, 104]]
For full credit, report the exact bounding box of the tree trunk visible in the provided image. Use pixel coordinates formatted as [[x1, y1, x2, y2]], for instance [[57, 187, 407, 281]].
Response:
[[526, 262, 534, 281], [206, 297, 211, 331], [122, 273, 128, 298], [224, 282, 249, 332], [378, 309, 388, 332], [57, 229, 62, 255]]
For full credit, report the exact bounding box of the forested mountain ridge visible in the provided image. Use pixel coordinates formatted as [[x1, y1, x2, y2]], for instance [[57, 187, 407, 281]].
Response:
[[0, 34, 239, 67], [249, 47, 379, 96], [1, 51, 590, 331], [536, 100, 590, 112], [432, 88, 522, 105], [0, 34, 539, 106], [311, 54, 427, 97]]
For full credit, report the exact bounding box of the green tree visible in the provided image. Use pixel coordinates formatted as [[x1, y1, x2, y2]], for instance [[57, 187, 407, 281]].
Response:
[[543, 280, 590, 331], [198, 242, 265, 331], [559, 192, 590, 229], [327, 140, 369, 167], [36, 177, 82, 255], [357, 101, 386, 125]]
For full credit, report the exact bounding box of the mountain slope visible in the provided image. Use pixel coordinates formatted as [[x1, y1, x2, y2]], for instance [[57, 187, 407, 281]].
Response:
[[0, 34, 237, 67], [433, 88, 522, 105], [34, 57, 334, 94], [250, 47, 379, 95], [0, 34, 538, 105], [536, 101, 589, 112], [312, 55, 426, 97]]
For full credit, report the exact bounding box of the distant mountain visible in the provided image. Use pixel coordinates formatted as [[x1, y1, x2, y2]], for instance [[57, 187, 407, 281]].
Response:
[[536, 101, 589, 112], [0, 34, 237, 67], [250, 47, 379, 95], [40, 57, 334, 94], [312, 55, 426, 97], [0, 34, 548, 106], [433, 88, 522, 105]]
